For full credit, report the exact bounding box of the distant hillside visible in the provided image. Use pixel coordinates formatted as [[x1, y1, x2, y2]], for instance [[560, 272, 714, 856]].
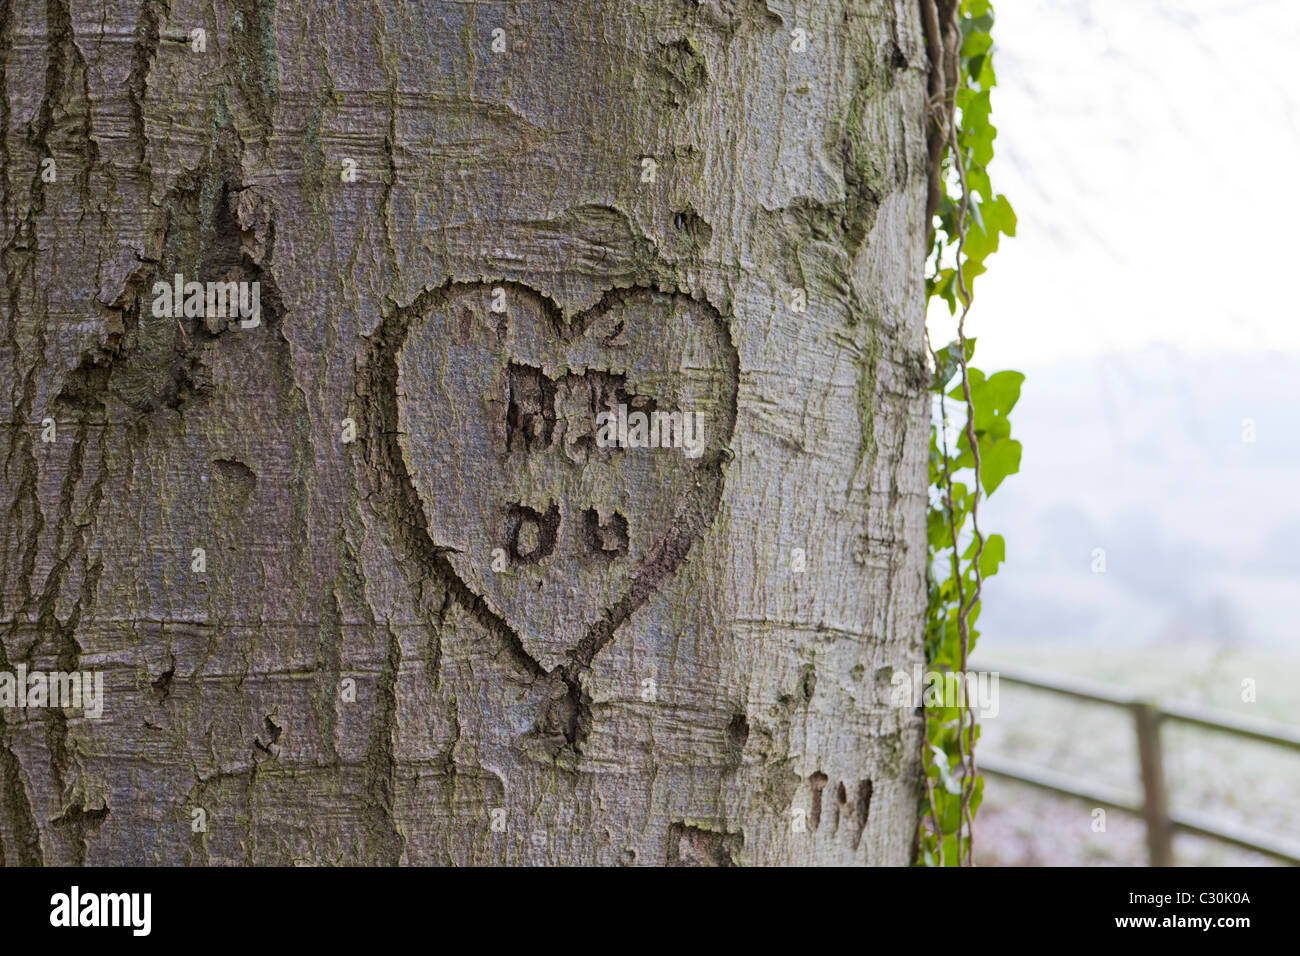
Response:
[[978, 347, 1300, 648]]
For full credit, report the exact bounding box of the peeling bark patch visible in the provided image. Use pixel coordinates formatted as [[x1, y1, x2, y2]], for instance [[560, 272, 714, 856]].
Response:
[[687, 0, 784, 34], [63, 128, 284, 421], [760, 758, 801, 814], [51, 799, 109, 866], [391, 281, 738, 677], [665, 206, 714, 261], [0, 733, 42, 865], [656, 37, 708, 107], [666, 822, 742, 866], [531, 672, 593, 756], [211, 457, 257, 502]]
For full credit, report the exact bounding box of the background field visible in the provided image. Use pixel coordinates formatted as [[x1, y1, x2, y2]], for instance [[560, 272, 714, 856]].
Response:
[[971, 641, 1300, 866]]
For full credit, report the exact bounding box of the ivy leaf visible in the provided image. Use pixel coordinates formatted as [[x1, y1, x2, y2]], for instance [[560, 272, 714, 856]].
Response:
[[978, 437, 1022, 494], [982, 370, 1025, 417], [964, 532, 1006, 578], [961, 30, 993, 58], [983, 193, 1018, 238], [928, 507, 952, 548], [932, 337, 976, 391]]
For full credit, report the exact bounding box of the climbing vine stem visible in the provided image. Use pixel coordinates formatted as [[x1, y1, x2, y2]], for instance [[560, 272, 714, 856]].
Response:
[[918, 0, 1021, 866]]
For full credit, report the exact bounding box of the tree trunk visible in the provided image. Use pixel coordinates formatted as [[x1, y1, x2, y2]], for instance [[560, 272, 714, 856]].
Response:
[[0, 0, 930, 866]]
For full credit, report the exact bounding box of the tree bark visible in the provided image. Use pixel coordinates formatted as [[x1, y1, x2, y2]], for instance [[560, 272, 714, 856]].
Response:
[[0, 0, 931, 866]]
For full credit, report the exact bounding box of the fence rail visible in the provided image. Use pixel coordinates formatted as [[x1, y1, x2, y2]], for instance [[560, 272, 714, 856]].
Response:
[[974, 659, 1300, 866]]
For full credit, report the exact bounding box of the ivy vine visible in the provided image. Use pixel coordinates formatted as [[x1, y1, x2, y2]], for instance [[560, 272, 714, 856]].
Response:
[[918, 0, 1021, 866]]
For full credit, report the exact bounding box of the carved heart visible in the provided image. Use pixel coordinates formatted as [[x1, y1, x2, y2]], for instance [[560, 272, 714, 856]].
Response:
[[395, 282, 738, 673]]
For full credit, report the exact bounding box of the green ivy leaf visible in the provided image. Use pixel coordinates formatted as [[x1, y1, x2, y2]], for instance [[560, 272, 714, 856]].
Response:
[[978, 437, 1022, 494], [965, 532, 1006, 578]]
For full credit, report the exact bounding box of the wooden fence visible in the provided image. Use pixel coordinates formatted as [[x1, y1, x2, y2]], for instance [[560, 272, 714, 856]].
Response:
[[974, 659, 1300, 866]]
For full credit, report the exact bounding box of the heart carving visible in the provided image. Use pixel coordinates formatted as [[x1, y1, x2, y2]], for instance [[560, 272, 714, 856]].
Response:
[[395, 282, 738, 673]]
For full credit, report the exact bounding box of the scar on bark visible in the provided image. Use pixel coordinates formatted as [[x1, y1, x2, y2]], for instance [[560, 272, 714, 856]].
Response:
[[724, 712, 749, 770], [666, 822, 743, 866], [582, 508, 629, 560], [822, 777, 873, 851], [854, 780, 873, 849], [656, 37, 709, 108], [361, 285, 545, 687], [542, 286, 738, 751], [253, 715, 283, 757], [506, 502, 560, 564], [151, 655, 175, 703], [809, 771, 828, 829], [51, 800, 110, 866], [67, 125, 284, 419], [366, 282, 739, 755], [506, 360, 643, 459]]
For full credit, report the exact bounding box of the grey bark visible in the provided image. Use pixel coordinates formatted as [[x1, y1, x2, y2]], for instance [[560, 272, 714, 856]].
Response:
[[0, 0, 931, 866]]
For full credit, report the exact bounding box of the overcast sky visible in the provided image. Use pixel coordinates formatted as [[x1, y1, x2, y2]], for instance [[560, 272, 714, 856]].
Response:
[[930, 0, 1300, 366], [946, 1, 1300, 651]]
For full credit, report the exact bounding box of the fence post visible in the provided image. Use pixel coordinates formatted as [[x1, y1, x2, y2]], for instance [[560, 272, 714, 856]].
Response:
[[1133, 702, 1173, 866]]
